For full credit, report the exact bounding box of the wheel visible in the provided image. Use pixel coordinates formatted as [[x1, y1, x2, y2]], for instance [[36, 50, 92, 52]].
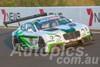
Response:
[[38, 37, 46, 53], [12, 37, 21, 51], [81, 36, 92, 45]]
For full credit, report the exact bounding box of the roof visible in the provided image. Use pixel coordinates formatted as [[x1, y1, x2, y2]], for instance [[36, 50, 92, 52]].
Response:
[[25, 15, 59, 23]]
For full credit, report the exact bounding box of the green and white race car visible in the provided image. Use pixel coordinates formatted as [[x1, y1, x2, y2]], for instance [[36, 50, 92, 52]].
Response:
[[4, 13, 93, 52]]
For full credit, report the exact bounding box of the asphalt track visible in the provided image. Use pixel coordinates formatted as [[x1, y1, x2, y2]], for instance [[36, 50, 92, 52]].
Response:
[[0, 28, 100, 67]]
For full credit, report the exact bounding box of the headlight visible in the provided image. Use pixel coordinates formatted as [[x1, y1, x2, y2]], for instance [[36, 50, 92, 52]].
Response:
[[85, 27, 88, 31], [54, 35, 61, 42], [81, 29, 85, 34], [49, 36, 53, 40]]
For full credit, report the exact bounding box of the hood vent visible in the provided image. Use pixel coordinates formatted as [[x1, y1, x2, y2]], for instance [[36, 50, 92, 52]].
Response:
[[44, 28, 59, 31], [69, 23, 76, 26]]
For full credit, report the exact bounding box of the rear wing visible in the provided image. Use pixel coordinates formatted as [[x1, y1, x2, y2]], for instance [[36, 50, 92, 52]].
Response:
[[3, 13, 47, 28]]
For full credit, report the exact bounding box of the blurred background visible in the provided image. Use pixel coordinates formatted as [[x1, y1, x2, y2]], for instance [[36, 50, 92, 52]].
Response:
[[0, 0, 100, 7]]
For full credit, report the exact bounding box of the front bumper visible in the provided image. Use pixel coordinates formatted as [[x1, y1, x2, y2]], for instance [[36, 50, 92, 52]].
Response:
[[46, 34, 92, 52]]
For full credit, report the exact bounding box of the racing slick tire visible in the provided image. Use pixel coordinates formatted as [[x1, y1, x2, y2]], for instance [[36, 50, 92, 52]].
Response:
[[12, 37, 21, 51], [38, 37, 46, 53], [81, 36, 92, 45]]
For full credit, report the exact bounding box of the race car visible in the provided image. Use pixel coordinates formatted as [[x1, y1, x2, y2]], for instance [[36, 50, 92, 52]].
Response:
[[3, 13, 93, 52]]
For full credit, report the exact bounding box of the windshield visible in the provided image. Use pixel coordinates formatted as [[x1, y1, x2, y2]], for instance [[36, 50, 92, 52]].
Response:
[[35, 16, 71, 30]]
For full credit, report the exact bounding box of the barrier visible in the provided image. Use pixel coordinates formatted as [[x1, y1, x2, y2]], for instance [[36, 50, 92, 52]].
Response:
[[0, 6, 100, 29]]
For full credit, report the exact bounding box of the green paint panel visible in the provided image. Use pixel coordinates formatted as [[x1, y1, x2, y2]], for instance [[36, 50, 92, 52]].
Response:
[[32, 23, 35, 25], [33, 46, 38, 49], [19, 36, 39, 51], [48, 42, 65, 52], [19, 35, 38, 38], [20, 37, 31, 47], [46, 33, 56, 35], [90, 36, 93, 40], [20, 45, 24, 51], [61, 27, 75, 33], [18, 31, 25, 35], [3, 23, 7, 28], [81, 34, 91, 39]]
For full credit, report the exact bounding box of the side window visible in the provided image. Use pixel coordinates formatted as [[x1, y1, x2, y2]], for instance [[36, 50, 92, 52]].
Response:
[[26, 23, 36, 32], [21, 24, 26, 30]]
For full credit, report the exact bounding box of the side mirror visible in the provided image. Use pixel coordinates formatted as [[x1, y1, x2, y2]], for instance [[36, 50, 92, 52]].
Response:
[[69, 19, 73, 22]]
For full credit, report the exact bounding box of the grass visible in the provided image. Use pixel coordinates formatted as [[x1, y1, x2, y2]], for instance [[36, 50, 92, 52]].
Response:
[[0, 0, 99, 7]]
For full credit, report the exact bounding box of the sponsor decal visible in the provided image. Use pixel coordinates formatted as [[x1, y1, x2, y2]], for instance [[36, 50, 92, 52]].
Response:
[[38, 18, 50, 23], [39, 9, 44, 14], [86, 9, 93, 26], [49, 16, 61, 20], [38, 17, 61, 23], [1, 9, 21, 22], [87, 8, 100, 26], [1, 9, 62, 23], [39, 9, 63, 16], [1, 9, 6, 22]]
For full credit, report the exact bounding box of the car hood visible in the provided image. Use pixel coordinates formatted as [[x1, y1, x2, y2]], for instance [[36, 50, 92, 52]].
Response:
[[37, 22, 86, 35]]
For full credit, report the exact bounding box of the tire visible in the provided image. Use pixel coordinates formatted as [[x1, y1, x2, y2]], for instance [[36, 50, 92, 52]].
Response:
[[12, 37, 21, 51], [38, 37, 46, 53], [81, 36, 92, 45]]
